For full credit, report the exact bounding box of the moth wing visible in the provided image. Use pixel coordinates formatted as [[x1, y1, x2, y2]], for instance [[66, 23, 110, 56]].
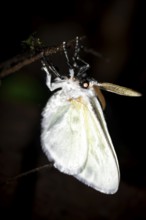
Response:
[[41, 95, 88, 175], [74, 97, 120, 194]]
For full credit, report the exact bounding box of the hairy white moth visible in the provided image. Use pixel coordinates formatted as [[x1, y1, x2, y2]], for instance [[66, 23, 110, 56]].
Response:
[[41, 37, 141, 194]]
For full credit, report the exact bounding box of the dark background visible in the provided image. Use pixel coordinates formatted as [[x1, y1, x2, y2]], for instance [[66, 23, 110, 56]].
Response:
[[0, 1, 146, 219]]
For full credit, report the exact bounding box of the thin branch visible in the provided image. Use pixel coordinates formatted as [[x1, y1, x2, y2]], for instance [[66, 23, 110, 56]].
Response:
[[82, 46, 110, 63], [0, 163, 53, 186], [0, 36, 86, 79]]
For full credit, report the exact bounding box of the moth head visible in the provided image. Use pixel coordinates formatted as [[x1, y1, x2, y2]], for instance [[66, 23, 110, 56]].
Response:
[[78, 74, 90, 89], [81, 80, 90, 89], [77, 73, 107, 110]]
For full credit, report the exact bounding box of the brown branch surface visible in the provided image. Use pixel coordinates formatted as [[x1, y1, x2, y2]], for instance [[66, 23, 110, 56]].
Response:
[[0, 36, 85, 78]]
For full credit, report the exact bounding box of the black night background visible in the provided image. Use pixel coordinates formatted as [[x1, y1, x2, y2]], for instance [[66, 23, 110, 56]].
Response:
[[0, 1, 146, 219]]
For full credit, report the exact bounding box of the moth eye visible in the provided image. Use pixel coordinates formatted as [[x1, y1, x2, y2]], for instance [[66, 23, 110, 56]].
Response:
[[83, 82, 89, 88], [80, 80, 89, 89]]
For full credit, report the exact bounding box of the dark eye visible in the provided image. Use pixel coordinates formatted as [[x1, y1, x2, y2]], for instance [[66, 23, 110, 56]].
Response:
[[80, 80, 89, 89]]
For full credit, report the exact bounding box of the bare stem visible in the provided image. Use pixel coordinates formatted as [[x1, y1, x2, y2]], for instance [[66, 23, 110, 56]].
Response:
[[0, 163, 53, 186]]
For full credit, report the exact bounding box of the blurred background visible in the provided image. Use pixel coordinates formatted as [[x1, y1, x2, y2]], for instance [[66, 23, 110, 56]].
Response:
[[0, 1, 146, 219]]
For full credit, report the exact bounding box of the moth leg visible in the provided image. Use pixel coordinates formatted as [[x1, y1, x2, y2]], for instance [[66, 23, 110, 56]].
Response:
[[41, 60, 63, 91], [41, 56, 60, 77], [63, 41, 74, 78], [76, 57, 90, 75], [73, 36, 90, 75]]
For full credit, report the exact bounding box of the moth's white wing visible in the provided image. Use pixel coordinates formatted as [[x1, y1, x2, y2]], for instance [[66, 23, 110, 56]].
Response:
[[74, 97, 120, 194], [41, 91, 119, 193], [41, 93, 88, 175]]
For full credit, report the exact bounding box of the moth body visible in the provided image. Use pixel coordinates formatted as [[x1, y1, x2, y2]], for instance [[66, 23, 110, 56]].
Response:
[[41, 37, 141, 194]]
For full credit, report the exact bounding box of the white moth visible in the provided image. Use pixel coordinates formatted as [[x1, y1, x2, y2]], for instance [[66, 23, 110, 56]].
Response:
[[41, 37, 141, 194]]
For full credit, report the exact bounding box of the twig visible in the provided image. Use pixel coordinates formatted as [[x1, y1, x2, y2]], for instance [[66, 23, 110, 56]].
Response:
[[83, 46, 110, 63], [0, 163, 53, 186], [0, 36, 86, 79]]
